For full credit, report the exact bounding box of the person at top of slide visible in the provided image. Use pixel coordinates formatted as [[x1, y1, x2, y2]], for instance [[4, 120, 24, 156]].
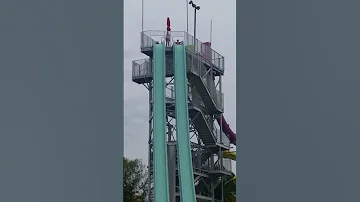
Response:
[[166, 27, 171, 47]]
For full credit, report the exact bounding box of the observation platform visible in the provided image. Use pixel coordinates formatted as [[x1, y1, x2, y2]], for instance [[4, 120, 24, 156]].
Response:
[[138, 30, 225, 75]]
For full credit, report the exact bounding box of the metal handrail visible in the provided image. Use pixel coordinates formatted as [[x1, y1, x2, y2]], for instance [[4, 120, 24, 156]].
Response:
[[140, 30, 225, 71]]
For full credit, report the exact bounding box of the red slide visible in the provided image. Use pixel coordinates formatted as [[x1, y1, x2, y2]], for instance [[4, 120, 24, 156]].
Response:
[[216, 116, 236, 145]]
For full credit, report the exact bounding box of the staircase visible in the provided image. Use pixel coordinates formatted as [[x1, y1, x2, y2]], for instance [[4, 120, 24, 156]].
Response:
[[189, 106, 216, 145], [188, 74, 219, 114], [185, 51, 222, 115]]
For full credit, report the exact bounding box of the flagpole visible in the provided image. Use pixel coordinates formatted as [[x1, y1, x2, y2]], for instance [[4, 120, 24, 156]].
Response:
[[141, 0, 144, 31], [186, 0, 189, 33], [210, 19, 212, 43], [189, 1, 200, 50]]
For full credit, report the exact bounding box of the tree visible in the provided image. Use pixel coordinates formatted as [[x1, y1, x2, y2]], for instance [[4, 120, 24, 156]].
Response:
[[124, 157, 148, 202]]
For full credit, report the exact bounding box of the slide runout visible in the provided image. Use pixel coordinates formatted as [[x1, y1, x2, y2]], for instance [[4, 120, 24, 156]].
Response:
[[152, 43, 170, 202], [173, 44, 197, 202]]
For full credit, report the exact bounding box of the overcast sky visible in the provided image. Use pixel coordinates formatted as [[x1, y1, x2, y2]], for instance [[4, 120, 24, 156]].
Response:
[[124, 0, 237, 172]]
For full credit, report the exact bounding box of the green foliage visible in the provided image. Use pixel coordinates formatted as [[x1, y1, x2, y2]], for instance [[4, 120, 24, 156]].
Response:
[[124, 157, 148, 202]]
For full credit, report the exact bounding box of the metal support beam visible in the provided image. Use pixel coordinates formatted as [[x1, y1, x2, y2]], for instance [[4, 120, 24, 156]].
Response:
[[167, 143, 177, 202], [147, 82, 153, 201]]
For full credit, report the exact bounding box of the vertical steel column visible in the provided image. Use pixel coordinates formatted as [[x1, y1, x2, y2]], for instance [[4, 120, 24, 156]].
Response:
[[147, 82, 153, 201], [167, 143, 177, 202], [193, 8, 197, 51], [167, 117, 171, 141]]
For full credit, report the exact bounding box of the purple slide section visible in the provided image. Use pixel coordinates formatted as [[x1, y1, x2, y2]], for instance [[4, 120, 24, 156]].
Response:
[[216, 116, 236, 145]]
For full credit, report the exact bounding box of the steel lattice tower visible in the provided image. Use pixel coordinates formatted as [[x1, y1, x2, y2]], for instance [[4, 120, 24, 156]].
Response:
[[132, 30, 233, 202]]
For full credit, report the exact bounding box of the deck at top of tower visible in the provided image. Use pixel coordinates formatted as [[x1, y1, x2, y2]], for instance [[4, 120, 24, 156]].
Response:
[[139, 30, 225, 73]]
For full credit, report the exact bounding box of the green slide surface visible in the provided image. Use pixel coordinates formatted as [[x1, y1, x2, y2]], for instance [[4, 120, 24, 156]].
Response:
[[152, 43, 170, 202], [173, 44, 197, 202]]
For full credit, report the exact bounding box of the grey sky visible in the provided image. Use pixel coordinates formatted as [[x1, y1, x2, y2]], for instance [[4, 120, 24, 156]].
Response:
[[124, 0, 237, 172]]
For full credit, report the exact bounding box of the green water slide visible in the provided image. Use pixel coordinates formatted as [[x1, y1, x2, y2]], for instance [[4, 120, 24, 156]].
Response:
[[152, 43, 170, 202], [173, 44, 197, 202]]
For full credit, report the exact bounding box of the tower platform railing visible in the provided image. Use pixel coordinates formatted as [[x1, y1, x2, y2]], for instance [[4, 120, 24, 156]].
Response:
[[140, 30, 225, 72], [213, 128, 230, 146], [214, 158, 232, 172], [132, 57, 224, 112], [132, 58, 152, 79]]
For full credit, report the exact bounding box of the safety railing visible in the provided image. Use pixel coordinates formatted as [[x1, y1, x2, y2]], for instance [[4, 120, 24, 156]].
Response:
[[151, 146, 213, 174], [132, 55, 178, 81], [132, 57, 224, 112], [214, 158, 232, 172], [140, 31, 155, 49], [186, 50, 224, 111], [166, 85, 175, 100], [132, 58, 152, 79], [202, 114, 230, 146], [203, 114, 217, 140], [192, 150, 211, 172], [149, 85, 177, 105], [140, 30, 224, 72], [216, 90, 224, 111], [200, 76, 223, 110], [213, 127, 230, 146]]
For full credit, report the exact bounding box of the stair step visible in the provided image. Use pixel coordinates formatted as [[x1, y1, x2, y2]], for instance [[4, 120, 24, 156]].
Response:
[[189, 74, 218, 112], [189, 112, 216, 145]]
